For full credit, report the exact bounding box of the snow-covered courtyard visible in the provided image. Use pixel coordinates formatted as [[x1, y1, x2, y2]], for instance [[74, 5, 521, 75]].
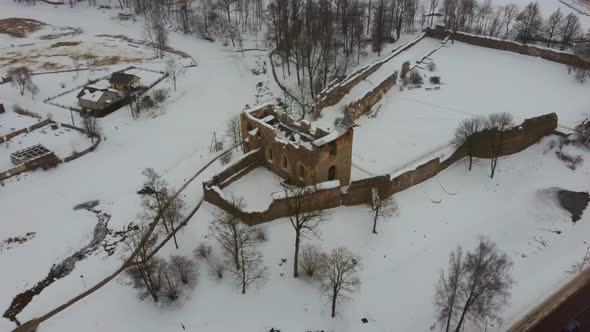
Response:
[[350, 37, 590, 175]]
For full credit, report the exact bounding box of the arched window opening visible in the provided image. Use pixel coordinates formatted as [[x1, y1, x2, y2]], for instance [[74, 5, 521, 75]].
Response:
[[298, 164, 305, 179], [328, 166, 336, 181]]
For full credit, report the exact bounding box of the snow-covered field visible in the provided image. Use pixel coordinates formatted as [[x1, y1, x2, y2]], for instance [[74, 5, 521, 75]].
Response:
[[16, 137, 590, 332], [351, 38, 590, 175], [0, 111, 41, 136], [1, 1, 590, 332]]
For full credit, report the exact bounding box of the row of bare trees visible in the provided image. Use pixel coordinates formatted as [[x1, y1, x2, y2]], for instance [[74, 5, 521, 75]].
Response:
[[452, 112, 515, 178], [268, 0, 424, 116], [439, 0, 588, 50]]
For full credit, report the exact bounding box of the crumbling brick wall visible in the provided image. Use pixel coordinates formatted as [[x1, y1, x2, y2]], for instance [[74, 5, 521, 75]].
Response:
[[203, 180, 343, 225], [204, 113, 558, 224], [345, 71, 398, 121], [314, 34, 426, 115], [241, 104, 354, 186]]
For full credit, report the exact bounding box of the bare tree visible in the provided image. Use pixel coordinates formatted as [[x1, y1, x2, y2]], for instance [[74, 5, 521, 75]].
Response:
[[427, 0, 440, 27], [559, 13, 581, 51], [166, 60, 185, 92], [299, 244, 327, 279], [573, 119, 590, 147], [544, 8, 564, 47], [568, 241, 590, 274], [513, 2, 543, 44], [159, 259, 182, 304], [194, 242, 212, 260], [228, 232, 268, 294], [169, 255, 198, 285], [206, 252, 227, 279], [501, 4, 519, 39], [435, 247, 465, 332], [225, 115, 242, 151], [454, 237, 514, 331], [371, 0, 387, 56], [283, 184, 328, 278], [486, 112, 514, 178], [368, 188, 398, 234], [8, 66, 35, 96], [124, 223, 163, 302], [143, 3, 169, 58], [138, 168, 185, 249], [209, 196, 248, 271], [81, 112, 100, 144], [161, 186, 185, 249], [320, 247, 361, 318], [451, 116, 485, 171]]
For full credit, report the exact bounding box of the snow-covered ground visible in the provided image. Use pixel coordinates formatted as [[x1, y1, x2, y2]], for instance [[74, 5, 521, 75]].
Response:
[[0, 2, 257, 331], [351, 38, 590, 175], [19, 137, 590, 332], [0, 111, 41, 135], [1, 1, 590, 332], [222, 167, 284, 212]]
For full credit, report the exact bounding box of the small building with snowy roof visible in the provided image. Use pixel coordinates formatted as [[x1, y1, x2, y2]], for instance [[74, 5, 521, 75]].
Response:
[[241, 103, 354, 186], [76, 85, 125, 115]]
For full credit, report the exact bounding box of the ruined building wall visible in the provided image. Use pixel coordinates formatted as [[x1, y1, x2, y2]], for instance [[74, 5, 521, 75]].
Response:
[[206, 113, 558, 224], [314, 34, 426, 115], [345, 71, 398, 121], [240, 105, 353, 186]]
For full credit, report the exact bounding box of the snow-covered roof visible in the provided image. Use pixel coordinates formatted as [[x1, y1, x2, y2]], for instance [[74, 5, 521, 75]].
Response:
[[79, 89, 105, 103], [86, 80, 111, 90]]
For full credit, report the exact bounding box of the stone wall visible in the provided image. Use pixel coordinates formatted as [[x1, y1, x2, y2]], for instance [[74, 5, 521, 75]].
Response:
[[344, 71, 398, 121], [314, 34, 426, 115], [213, 148, 264, 189], [204, 113, 558, 224], [241, 104, 354, 186], [203, 178, 342, 225], [0, 119, 51, 144], [425, 27, 590, 69]]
